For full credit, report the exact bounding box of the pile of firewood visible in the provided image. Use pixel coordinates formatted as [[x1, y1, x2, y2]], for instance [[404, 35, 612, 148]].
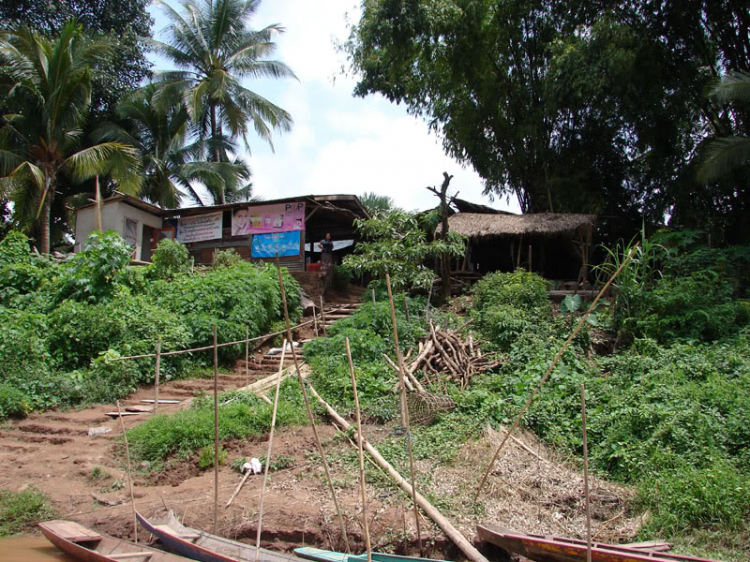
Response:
[[385, 321, 504, 391]]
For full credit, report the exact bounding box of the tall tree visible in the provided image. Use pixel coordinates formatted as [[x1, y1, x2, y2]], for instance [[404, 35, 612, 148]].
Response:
[[149, 0, 296, 203], [96, 84, 253, 208], [359, 191, 395, 215], [0, 22, 141, 253]]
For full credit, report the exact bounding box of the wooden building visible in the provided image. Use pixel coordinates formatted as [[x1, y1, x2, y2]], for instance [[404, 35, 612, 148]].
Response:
[[75, 193, 369, 270]]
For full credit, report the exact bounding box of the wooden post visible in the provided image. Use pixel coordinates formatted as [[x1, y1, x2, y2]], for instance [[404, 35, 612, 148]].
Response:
[[371, 288, 376, 306], [95, 175, 103, 232], [213, 323, 219, 534], [385, 274, 422, 555], [255, 341, 288, 561], [116, 400, 137, 544], [528, 244, 532, 272], [245, 326, 250, 387], [403, 295, 411, 323], [154, 338, 161, 416], [474, 243, 641, 501], [312, 307, 319, 338], [309, 385, 490, 562], [276, 257, 349, 552], [581, 384, 592, 562], [346, 338, 372, 562], [319, 296, 327, 336], [517, 235, 523, 268]]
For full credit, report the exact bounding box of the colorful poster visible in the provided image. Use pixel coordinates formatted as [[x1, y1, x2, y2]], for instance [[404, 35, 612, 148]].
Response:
[[251, 230, 301, 258], [177, 211, 223, 243], [232, 202, 305, 236]]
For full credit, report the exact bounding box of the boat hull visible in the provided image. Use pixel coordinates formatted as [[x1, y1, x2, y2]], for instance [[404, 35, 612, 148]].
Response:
[[294, 546, 452, 562]]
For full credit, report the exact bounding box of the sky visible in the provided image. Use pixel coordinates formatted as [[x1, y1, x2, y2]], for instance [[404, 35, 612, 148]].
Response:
[[147, 0, 520, 214]]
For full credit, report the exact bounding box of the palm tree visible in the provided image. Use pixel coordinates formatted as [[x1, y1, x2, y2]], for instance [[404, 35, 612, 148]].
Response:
[[0, 21, 141, 253], [698, 71, 750, 183], [97, 84, 253, 208], [149, 0, 296, 204], [359, 191, 395, 216]]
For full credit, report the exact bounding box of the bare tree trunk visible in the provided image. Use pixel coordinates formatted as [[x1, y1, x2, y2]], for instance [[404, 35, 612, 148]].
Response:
[[39, 175, 54, 254], [210, 105, 225, 204]]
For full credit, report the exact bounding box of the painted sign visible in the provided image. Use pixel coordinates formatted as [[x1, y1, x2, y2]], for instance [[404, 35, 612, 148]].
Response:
[[251, 230, 301, 258], [231, 202, 305, 236], [177, 211, 223, 243]]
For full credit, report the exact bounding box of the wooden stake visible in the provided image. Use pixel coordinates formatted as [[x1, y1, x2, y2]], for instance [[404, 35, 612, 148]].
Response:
[[371, 288, 376, 306], [95, 175, 102, 232], [308, 385, 489, 562], [276, 257, 349, 552], [319, 296, 327, 336], [213, 323, 219, 534], [313, 307, 319, 338], [528, 244, 533, 272], [581, 384, 592, 562], [346, 337, 372, 562], [116, 400, 137, 544], [153, 338, 161, 416], [245, 326, 250, 387], [255, 341, 288, 560], [385, 274, 422, 556], [403, 295, 411, 323], [474, 243, 640, 501]]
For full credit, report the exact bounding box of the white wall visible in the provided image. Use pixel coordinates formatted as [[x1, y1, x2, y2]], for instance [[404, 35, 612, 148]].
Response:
[[75, 201, 164, 260]]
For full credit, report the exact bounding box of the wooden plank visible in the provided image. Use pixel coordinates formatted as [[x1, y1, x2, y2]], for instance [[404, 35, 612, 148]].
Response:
[[104, 411, 146, 418], [109, 552, 153, 559], [44, 520, 102, 542], [140, 399, 181, 404]]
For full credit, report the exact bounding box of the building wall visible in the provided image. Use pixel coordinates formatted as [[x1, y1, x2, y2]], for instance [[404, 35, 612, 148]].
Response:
[[75, 201, 164, 259]]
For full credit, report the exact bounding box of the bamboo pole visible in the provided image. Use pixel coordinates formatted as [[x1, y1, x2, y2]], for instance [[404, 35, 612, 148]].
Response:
[[116, 400, 137, 544], [346, 337, 372, 562], [154, 338, 161, 416], [255, 341, 288, 561], [581, 384, 592, 562], [313, 307, 319, 338], [371, 288, 376, 306], [385, 273, 422, 555], [319, 296, 327, 336], [276, 258, 349, 552], [474, 243, 640, 501], [95, 176, 102, 232], [213, 323, 219, 534], [308, 385, 490, 562], [245, 326, 250, 387]]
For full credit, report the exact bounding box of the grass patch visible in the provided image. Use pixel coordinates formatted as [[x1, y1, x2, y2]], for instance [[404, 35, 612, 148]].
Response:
[[0, 488, 56, 537], [126, 379, 307, 465], [87, 466, 110, 482]]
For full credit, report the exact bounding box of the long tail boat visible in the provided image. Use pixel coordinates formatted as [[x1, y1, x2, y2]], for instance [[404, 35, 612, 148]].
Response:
[[136, 510, 298, 562], [476, 524, 720, 562], [39, 520, 191, 562], [295, 547, 452, 562]]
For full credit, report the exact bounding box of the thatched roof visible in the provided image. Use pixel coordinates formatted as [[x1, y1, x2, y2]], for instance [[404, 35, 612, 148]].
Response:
[[441, 212, 596, 239]]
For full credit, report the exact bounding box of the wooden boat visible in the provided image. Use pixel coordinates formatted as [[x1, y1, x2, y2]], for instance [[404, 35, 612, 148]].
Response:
[[294, 547, 452, 562], [476, 524, 721, 562], [39, 519, 190, 562], [136, 510, 297, 562]]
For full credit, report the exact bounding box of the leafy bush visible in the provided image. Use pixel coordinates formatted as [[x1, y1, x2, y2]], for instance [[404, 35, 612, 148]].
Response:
[[212, 248, 242, 268], [333, 264, 352, 290], [471, 269, 550, 313], [0, 231, 34, 266], [0, 307, 50, 384], [0, 487, 56, 537], [197, 445, 227, 470], [0, 384, 31, 419], [150, 238, 191, 280]]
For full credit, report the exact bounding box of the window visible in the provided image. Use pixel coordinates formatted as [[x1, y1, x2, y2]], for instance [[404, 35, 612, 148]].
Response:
[[124, 219, 138, 248]]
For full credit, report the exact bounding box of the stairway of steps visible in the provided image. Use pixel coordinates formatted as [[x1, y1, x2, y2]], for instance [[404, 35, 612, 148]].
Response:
[[0, 301, 363, 455]]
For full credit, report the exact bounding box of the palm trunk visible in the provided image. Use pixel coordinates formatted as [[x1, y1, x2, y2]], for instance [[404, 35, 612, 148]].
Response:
[[39, 175, 54, 254], [210, 104, 225, 204]]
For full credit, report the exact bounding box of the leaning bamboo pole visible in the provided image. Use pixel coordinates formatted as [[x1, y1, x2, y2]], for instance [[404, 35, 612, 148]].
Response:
[[116, 400, 138, 544], [581, 384, 592, 562], [275, 258, 350, 552], [308, 385, 490, 562], [473, 243, 640, 501], [346, 337, 372, 562], [385, 274, 422, 555], [255, 341, 288, 561], [213, 323, 219, 534]]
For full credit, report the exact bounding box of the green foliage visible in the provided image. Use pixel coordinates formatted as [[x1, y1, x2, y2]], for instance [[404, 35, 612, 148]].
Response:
[[127, 379, 307, 464], [212, 248, 243, 268], [332, 265, 352, 290], [0, 384, 31, 419], [197, 445, 227, 470], [87, 466, 111, 482], [150, 239, 192, 280], [55, 231, 133, 304], [0, 231, 34, 266], [0, 487, 57, 537], [344, 209, 466, 291], [471, 269, 550, 313]]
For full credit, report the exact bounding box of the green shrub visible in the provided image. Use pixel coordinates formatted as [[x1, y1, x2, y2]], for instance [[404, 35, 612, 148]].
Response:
[[197, 445, 227, 470], [150, 238, 191, 280], [478, 304, 537, 352], [0, 487, 57, 537], [333, 265, 352, 290], [0, 231, 34, 266], [0, 384, 31, 419], [212, 248, 242, 268], [471, 269, 550, 313], [0, 307, 50, 384]]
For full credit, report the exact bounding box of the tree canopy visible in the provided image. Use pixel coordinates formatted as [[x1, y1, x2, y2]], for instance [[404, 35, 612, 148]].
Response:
[[344, 0, 750, 240]]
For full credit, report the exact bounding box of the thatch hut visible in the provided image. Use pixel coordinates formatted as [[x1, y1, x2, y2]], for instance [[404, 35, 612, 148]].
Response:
[[441, 212, 596, 281]]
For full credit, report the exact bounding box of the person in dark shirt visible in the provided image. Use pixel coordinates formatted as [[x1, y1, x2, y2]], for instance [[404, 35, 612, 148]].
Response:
[[318, 233, 334, 269]]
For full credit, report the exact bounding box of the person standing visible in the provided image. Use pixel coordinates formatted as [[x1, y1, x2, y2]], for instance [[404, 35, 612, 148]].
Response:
[[318, 233, 334, 291]]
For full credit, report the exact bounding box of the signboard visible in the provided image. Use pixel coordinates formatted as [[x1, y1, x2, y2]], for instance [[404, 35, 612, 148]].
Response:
[[232, 202, 305, 236], [251, 230, 301, 258], [177, 211, 223, 243]]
